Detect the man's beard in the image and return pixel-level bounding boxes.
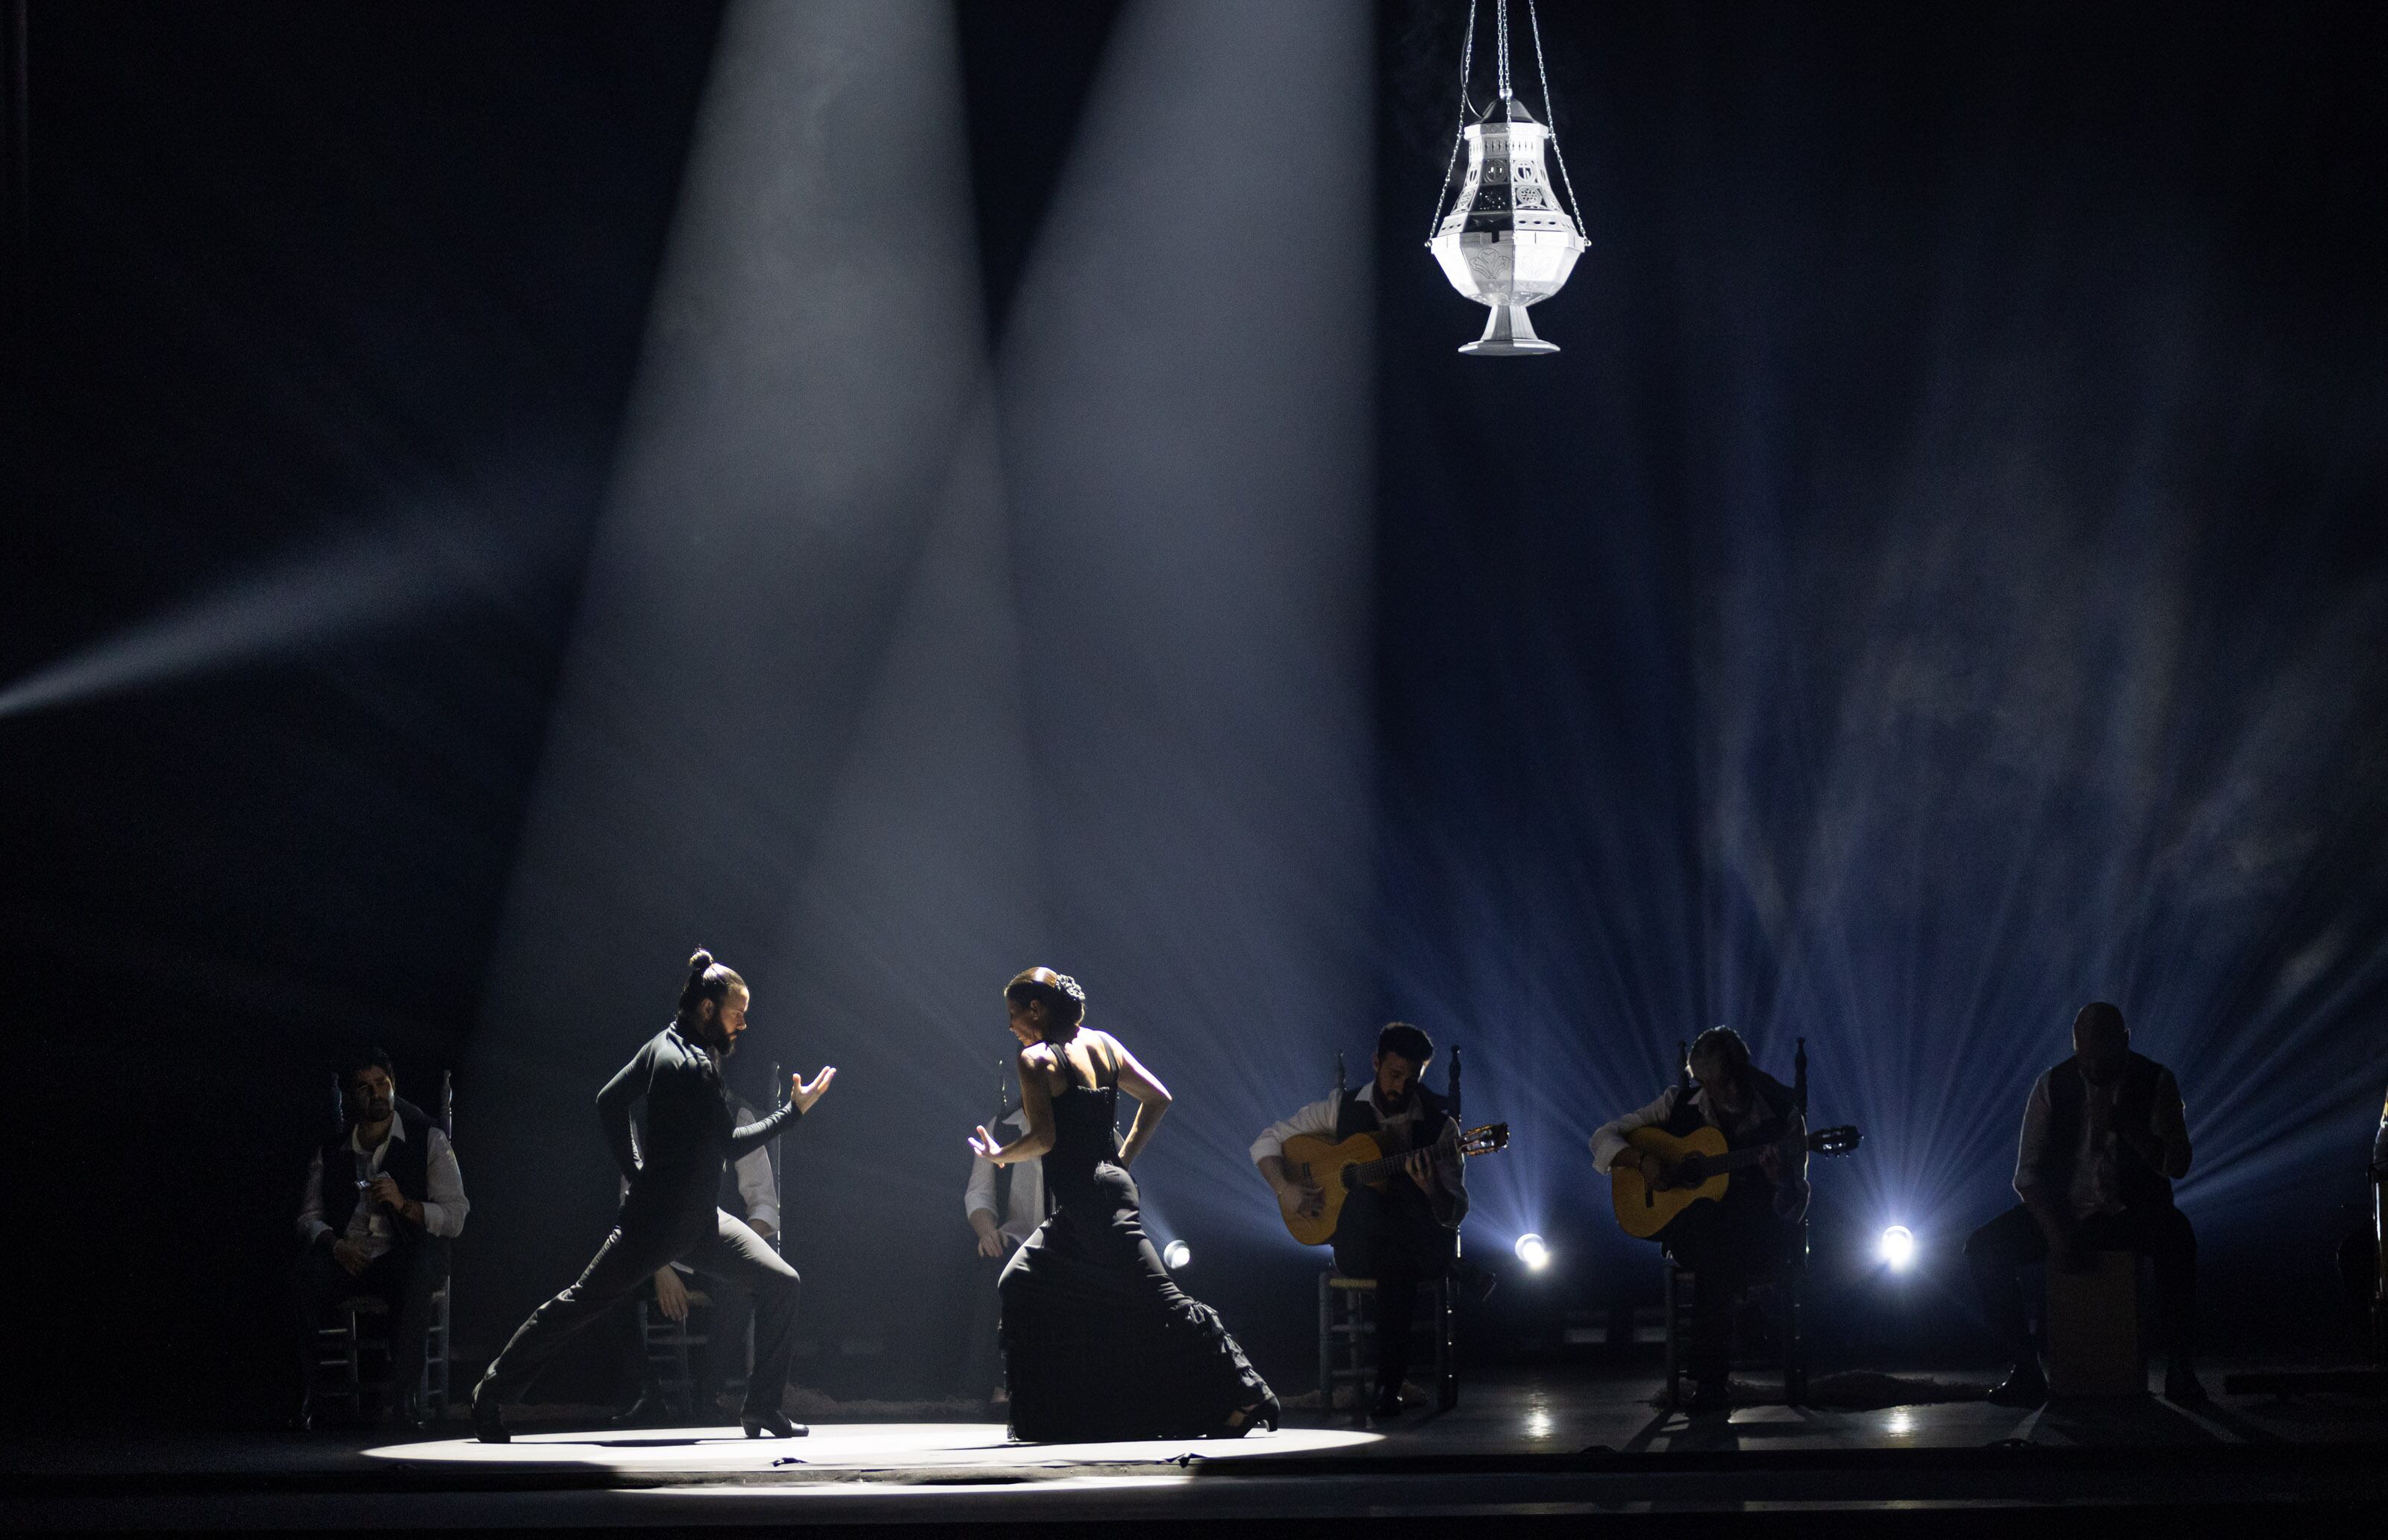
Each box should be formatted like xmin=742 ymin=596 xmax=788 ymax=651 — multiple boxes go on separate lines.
xmin=1379 ymin=1083 xmax=1412 ymax=1113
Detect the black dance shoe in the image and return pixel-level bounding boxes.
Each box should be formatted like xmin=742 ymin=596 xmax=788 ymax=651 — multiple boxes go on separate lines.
xmin=1369 ymin=1386 xmax=1408 ymax=1419
xmin=1985 ymin=1361 xmax=2048 ymax=1408
xmin=742 ymin=1409 xmax=808 ymax=1439
xmin=2163 ymin=1364 xmax=2210 ymax=1405
xmin=1683 ymin=1378 xmax=1730 ymax=1416
xmin=470 ymin=1381 xmax=510 ymax=1444
xmin=1216 ymin=1393 xmax=1282 ymax=1437
xmin=287 ymin=1394 xmax=318 ymax=1436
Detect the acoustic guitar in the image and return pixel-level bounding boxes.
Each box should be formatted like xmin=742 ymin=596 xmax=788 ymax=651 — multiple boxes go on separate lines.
xmin=1278 ymin=1122 xmax=1510 ymax=1246
xmin=1610 ymin=1123 xmax=1862 ymax=1240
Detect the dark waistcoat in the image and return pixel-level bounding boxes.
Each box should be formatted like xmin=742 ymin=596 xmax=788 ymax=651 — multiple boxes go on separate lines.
xmin=319 ymin=1107 xmax=445 ymax=1256
xmin=1334 ymin=1083 xmax=1452 ymax=1148
xmin=2042 ymin=1051 xmax=2175 ymax=1210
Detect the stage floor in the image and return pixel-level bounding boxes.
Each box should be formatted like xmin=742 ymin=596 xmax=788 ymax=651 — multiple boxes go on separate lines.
xmin=7 ymin=1363 xmax=2384 ymax=1533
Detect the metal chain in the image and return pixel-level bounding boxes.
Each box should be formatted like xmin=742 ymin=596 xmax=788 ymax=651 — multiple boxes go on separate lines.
xmin=1427 ymin=0 xmax=1479 ymax=240
xmin=1496 ymin=0 xmax=1512 ymax=100
xmin=1528 ymin=0 xmax=1584 ymax=233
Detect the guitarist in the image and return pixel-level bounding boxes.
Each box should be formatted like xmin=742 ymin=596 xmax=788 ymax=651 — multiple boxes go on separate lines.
xmin=1251 ymin=1023 xmax=1467 ymax=1417
xmin=1590 ymin=1027 xmax=1808 ymax=1413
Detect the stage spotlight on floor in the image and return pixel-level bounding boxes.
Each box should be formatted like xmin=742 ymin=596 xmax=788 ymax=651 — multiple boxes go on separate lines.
xmin=1878 ymin=1224 xmax=1916 ymax=1271
xmin=1162 ymin=1239 xmax=1192 ymax=1270
xmin=1513 ymin=1233 xmax=1551 ymax=1271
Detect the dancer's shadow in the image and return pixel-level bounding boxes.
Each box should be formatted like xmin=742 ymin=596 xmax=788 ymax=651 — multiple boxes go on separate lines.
xmin=1611 ymin=1405 xmax=1745 ymax=1455
xmin=2030 ymin=1395 xmax=2228 ymax=1446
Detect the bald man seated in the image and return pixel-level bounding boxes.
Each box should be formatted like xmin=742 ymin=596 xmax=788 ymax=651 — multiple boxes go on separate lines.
xmin=1965 ymin=1001 xmax=2203 ymax=1406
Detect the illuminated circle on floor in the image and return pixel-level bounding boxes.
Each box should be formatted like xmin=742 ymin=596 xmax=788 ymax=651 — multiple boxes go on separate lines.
xmin=364 ymin=1422 xmax=1381 ymax=1471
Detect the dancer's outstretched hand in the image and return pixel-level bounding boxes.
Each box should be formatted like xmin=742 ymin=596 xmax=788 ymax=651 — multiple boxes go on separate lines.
xmin=969 ymin=1124 xmax=1003 ymax=1162
xmin=791 ymin=1066 xmax=838 ymax=1114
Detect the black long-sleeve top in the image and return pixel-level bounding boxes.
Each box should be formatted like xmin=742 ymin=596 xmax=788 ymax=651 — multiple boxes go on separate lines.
xmin=598 ymin=1023 xmax=799 ymax=1229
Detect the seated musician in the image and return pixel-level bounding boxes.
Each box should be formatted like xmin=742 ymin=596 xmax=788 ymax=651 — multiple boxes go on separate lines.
xmin=1252 ymin=1023 xmax=1467 ymax=1418
xmin=1964 ymin=1002 xmax=2202 ymax=1406
xmin=293 ymin=1049 xmax=469 ymax=1432
xmin=1589 ymin=1027 xmax=1807 ymax=1414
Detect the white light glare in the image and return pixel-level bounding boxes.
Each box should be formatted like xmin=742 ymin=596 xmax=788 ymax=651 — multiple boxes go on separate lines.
xmin=1513 ymin=1233 xmax=1551 ymax=1271
xmin=1162 ymin=1239 xmax=1192 ymax=1270
xmin=1878 ymin=1224 xmax=1916 ymax=1271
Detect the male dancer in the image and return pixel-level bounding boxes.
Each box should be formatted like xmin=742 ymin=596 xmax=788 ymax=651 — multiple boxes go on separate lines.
xmin=471 ymin=948 xmax=835 ymax=1442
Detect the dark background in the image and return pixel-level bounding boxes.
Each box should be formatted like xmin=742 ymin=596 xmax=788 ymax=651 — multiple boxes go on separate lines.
xmin=4 ymin=0 xmax=2384 ymax=1429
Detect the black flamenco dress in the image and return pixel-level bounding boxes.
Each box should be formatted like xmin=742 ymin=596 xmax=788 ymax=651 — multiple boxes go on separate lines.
xmin=995 ymin=1055 xmax=1275 ymax=1441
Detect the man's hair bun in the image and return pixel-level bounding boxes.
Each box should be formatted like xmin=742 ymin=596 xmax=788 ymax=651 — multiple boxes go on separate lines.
xmin=677 ymin=947 xmax=744 ymax=1022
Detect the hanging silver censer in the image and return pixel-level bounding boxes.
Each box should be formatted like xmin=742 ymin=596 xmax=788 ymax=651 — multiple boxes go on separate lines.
xmin=1426 ymin=0 xmax=1587 ymax=356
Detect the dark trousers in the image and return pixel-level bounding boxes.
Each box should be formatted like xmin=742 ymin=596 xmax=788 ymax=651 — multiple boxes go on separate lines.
xmin=1331 ymin=1183 xmax=1454 ymax=1395
xmin=701 ymin=1280 xmax=754 ymax=1400
xmin=1965 ymin=1201 xmax=2198 ymax=1365
xmin=1660 ymin=1197 xmax=1799 ymax=1387
xmin=293 ymin=1239 xmax=446 ymax=1408
xmin=484 ymin=1207 xmax=799 ymax=1417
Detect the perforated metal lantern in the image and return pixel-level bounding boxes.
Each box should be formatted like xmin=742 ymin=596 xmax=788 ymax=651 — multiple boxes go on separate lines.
xmin=1427 ymin=96 xmax=1584 ymax=356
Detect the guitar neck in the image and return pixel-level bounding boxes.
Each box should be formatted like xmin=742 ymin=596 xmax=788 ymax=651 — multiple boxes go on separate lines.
xmin=1343 ymin=1143 xmax=1474 ymax=1186
xmin=1698 ymin=1135 xmax=1804 ymax=1174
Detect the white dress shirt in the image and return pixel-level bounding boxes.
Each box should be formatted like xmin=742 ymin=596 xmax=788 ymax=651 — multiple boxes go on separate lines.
xmin=964 ymin=1109 xmax=1045 ymax=1245
xmin=296 ymin=1118 xmax=469 ymax=1261
xmin=2012 ymin=1065 xmax=2189 ymax=1220
xmin=1250 ymin=1083 xmax=1466 ymax=1212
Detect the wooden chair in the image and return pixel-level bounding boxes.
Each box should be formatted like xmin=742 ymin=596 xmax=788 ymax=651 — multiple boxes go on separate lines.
xmin=311 ymin=1286 xmax=451 ymax=1419
xmin=635 ymin=1283 xmax=716 ymax=1416
xmin=1318 ymin=1272 xmax=1457 ymax=1416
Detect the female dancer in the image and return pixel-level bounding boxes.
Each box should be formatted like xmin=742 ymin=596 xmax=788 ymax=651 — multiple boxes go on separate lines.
xmin=969 ymin=967 xmax=1278 ymax=1440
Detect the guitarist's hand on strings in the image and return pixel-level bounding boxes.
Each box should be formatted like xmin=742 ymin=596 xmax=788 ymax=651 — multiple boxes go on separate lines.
xmin=1276 ymin=1180 xmax=1325 ymax=1221
xmin=1403 ymin=1148 xmax=1437 ymax=1193
xmin=1634 ymin=1150 xmax=1669 ymax=1191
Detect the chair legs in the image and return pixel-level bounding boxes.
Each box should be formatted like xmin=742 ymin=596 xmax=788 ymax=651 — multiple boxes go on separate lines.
xmin=1664 ymin=1265 xmax=1801 ymax=1409
xmin=1318 ymin=1273 xmax=1457 ymax=1419
xmin=636 ymin=1296 xmax=711 ymax=1418
xmin=308 ymin=1287 xmax=451 ymax=1422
